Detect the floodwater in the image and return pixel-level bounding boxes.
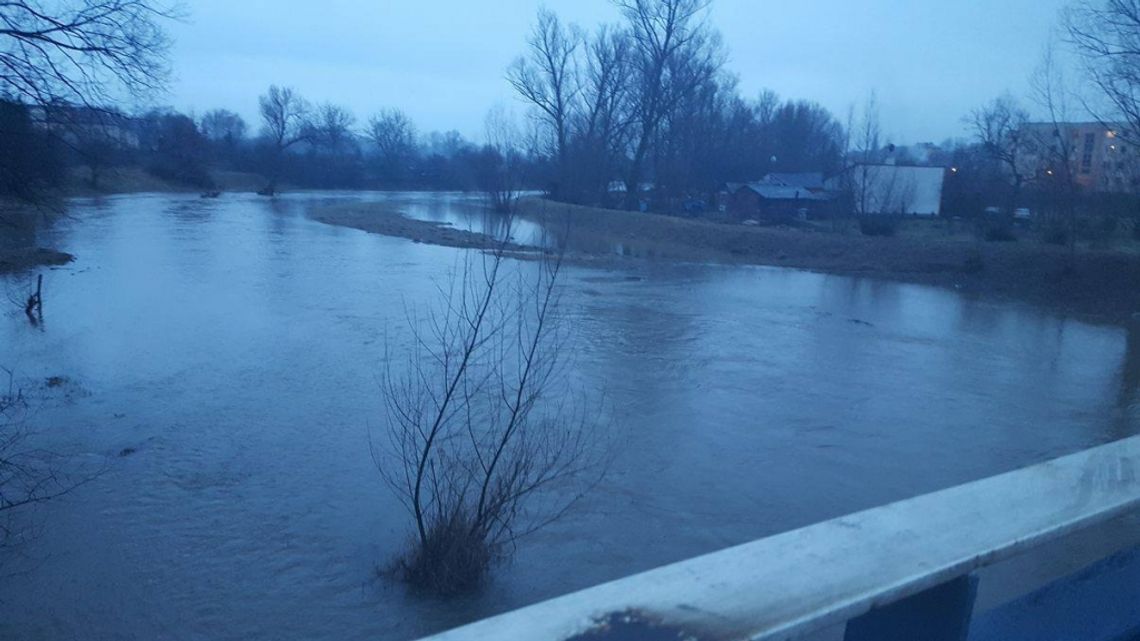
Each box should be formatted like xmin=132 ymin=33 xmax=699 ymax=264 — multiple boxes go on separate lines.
xmin=0 ymin=192 xmax=1136 ymax=641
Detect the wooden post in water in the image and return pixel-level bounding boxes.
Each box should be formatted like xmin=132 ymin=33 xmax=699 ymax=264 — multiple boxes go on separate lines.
xmin=25 ymin=274 xmax=42 ymax=323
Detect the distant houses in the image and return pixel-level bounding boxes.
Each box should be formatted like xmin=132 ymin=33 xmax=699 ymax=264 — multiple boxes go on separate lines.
xmin=726 ymin=176 xmax=831 ymax=220
xmin=726 ymin=165 xmax=948 ymax=220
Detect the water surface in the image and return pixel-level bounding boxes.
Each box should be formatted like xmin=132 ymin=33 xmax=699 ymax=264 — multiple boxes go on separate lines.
xmin=0 ymin=192 xmax=1136 ymax=641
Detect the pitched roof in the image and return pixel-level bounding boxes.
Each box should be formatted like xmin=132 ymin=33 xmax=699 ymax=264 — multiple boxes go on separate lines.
xmin=763 ymin=172 xmax=826 ymax=190
xmin=728 ymin=182 xmax=830 ymax=201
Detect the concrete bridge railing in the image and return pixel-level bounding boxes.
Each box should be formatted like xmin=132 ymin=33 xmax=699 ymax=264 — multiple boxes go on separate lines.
xmin=413 ymin=435 xmax=1140 ymax=641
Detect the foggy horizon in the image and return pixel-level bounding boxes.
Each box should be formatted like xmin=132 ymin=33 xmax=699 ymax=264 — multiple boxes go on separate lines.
xmin=166 ymin=0 xmax=1071 ymax=145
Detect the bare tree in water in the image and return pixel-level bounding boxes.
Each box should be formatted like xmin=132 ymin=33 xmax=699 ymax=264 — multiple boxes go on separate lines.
xmin=479 ymin=106 xmax=526 ymax=213
xmin=374 ymin=225 xmax=602 ymax=596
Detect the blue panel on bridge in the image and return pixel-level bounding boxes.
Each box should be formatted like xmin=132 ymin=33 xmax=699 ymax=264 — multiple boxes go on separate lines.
xmin=970 ymin=545 xmax=1140 ymax=641
xmin=845 ymin=575 xmax=978 ymax=641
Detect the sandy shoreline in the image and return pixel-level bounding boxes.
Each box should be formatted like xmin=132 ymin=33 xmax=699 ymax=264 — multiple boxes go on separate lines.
xmin=309 ymin=200 xmax=530 ymax=252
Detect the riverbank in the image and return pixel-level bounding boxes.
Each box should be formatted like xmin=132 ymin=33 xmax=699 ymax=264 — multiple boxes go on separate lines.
xmin=62 ymin=167 xmax=268 ymax=197
xmin=0 ymin=203 xmax=73 ymax=274
xmin=0 ymin=246 xmax=73 ymax=274
xmin=1 ymin=170 xmax=270 ymax=274
xmin=306 ymin=195 xmax=1140 ymax=325
xmin=516 ymin=199 xmax=1140 ymax=325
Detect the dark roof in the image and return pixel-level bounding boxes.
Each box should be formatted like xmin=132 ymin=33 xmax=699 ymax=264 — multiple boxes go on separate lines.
xmin=727 ymin=182 xmax=830 ymax=201
xmin=763 ymin=172 xmax=826 ymax=190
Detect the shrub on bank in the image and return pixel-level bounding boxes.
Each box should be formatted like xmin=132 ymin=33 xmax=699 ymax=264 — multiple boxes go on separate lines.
xmin=859 ymin=216 xmax=899 ymax=237
xmin=982 ymin=220 xmax=1017 ymax=242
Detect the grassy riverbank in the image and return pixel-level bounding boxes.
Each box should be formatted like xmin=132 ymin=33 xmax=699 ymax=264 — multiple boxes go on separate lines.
xmin=310 ymin=196 xmax=1140 ymax=324
xmin=0 ymin=204 xmax=73 ymax=275
xmin=62 ymin=167 xmax=268 ymax=196
xmin=518 ymin=199 xmax=1140 ymax=324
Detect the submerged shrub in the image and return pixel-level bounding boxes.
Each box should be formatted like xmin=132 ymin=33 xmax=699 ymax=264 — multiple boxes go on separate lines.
xmin=376 ymin=239 xmax=603 ymax=597
xmin=398 ymin=510 xmax=494 ymax=596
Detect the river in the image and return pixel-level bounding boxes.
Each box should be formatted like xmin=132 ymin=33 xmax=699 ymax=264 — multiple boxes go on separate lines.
xmin=0 ymin=192 xmax=1136 ymax=641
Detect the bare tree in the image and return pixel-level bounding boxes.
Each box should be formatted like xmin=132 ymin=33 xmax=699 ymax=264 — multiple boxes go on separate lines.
xmin=614 ymin=0 xmax=724 ymax=209
xmin=0 ymin=1 xmax=177 ymax=208
xmin=652 ymin=69 xmax=730 ymax=203
xmin=1031 ymin=43 xmax=1082 ymax=265
xmin=375 ymin=227 xmax=601 ymax=595
xmin=761 ymin=98 xmax=845 ymax=174
xmin=366 ymin=108 xmax=417 ymax=184
xmin=0 ymin=0 xmax=178 ymax=109
xmin=849 ymin=92 xmax=883 ymax=217
xmin=1066 ymin=1 xmax=1140 ymax=137
xmin=508 ymin=8 xmax=581 ymax=193
xmin=199 ymin=109 xmax=247 ymax=145
xmin=310 ymin=102 xmax=356 ymax=154
xmin=480 ymin=105 xmax=526 ymax=213
xmin=257 ymin=84 xmax=311 ymax=194
xmin=568 ymin=25 xmax=633 ymax=202
xmin=969 ymin=94 xmax=1030 ymax=215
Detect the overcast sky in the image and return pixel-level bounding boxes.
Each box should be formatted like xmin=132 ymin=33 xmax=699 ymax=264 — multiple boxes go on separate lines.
xmin=166 ymin=0 xmax=1072 ymax=145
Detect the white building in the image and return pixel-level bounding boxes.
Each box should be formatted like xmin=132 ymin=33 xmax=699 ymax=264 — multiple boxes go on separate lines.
xmin=828 ymin=164 xmax=947 ymax=216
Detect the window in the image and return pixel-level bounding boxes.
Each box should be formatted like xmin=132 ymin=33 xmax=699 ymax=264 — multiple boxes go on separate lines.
xmin=1081 ymin=133 xmax=1096 ymax=174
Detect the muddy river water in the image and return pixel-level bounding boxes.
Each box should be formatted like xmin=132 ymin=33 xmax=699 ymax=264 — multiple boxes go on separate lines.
xmin=0 ymin=192 xmax=1136 ymax=640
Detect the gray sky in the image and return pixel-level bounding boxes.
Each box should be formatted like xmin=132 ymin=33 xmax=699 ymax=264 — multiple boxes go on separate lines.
xmin=167 ymin=0 xmax=1071 ymax=145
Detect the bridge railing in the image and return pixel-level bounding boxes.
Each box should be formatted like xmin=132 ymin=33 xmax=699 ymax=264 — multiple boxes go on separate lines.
xmin=413 ymin=435 xmax=1140 ymax=641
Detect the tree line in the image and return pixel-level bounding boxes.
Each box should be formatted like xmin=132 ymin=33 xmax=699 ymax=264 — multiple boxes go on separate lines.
xmin=508 ymin=0 xmax=848 ymax=210
xmin=0 ymin=89 xmax=553 ymax=199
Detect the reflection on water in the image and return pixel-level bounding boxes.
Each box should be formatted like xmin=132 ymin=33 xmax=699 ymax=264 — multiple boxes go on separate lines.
xmin=0 ymin=192 xmax=1135 ymax=641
